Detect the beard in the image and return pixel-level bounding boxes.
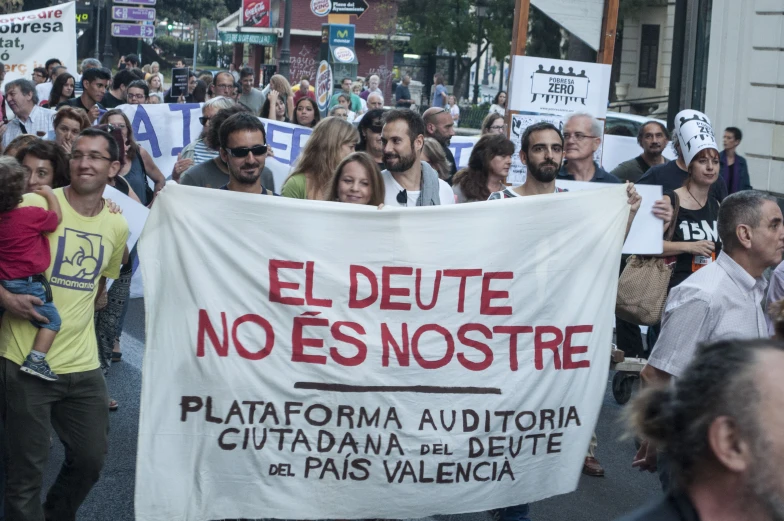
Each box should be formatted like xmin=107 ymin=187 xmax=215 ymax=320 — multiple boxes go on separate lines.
xmin=229 ymin=164 xmax=261 ymax=185
xmin=384 ymin=149 xmax=417 ymax=173
xmin=432 ymin=130 xmax=451 ymax=147
xmin=746 ymin=435 xmax=784 ymax=521
xmin=527 ymin=160 xmax=560 ymax=183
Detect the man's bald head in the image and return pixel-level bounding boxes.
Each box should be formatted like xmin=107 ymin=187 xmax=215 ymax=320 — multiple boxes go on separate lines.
xmin=423 ymin=107 xmax=455 ymax=146
xmin=367 ymin=92 xmax=384 ymax=110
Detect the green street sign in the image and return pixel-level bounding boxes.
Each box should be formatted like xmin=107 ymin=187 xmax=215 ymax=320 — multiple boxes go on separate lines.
xmin=219 ymin=32 xmax=277 ymax=46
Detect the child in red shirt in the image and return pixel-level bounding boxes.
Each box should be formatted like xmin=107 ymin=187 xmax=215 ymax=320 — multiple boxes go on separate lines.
xmin=0 ymin=156 xmax=62 ymax=381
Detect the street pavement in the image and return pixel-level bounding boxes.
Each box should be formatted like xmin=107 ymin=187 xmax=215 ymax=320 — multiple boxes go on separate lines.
xmin=43 ymin=298 xmax=662 ymax=521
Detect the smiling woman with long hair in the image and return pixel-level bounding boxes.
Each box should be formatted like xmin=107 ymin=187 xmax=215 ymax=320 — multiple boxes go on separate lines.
xmin=326 ymin=152 xmax=385 ymax=206
xmin=282 ymin=117 xmax=359 ymax=200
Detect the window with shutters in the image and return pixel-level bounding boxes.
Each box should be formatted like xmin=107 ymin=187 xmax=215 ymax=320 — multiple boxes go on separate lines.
xmin=638 ymin=25 xmax=660 ymax=89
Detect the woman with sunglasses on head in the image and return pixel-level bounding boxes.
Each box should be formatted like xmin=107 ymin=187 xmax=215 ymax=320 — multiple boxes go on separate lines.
xmin=481 ymin=112 xmax=506 ymax=135
xmin=326 ymin=152 xmax=385 ymax=206
xmin=356 ymin=108 xmax=386 ymax=169
xmin=293 ymin=97 xmax=320 ymax=128
xmin=99 ymin=109 xmax=166 ymax=206
xmin=282 ymin=117 xmax=359 ymax=200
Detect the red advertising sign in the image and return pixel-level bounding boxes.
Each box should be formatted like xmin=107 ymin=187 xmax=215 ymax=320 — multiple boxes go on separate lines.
xmin=243 ymin=0 xmax=270 ymax=27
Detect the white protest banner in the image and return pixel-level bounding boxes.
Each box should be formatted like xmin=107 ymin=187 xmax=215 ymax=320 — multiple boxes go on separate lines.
xmin=0 ymin=2 xmax=76 ymax=85
xmin=136 ymin=183 xmax=629 ymax=520
xmin=508 ymin=56 xmax=611 ymax=118
xmin=556 ymin=180 xmax=664 ymax=254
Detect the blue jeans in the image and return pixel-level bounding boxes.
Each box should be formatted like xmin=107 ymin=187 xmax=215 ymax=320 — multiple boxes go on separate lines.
xmin=495 ymin=503 xmax=531 ymax=521
xmin=0 ymin=278 xmax=61 ymax=331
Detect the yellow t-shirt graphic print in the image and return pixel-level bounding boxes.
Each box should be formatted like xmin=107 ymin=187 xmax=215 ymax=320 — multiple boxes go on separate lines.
xmin=0 ymin=189 xmax=129 ymax=374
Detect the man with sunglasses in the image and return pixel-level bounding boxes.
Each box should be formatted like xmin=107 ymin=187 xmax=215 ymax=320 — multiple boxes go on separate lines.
xmin=218 ymin=112 xmax=277 ymax=195
xmin=423 ymin=106 xmax=457 ymax=182
xmin=0 ymin=127 xmax=128 ymax=520
xmin=180 ymin=105 xmax=274 ymax=192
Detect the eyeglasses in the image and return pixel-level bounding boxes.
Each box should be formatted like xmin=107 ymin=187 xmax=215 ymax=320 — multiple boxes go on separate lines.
xmin=127 ymin=93 xmax=146 ymax=100
xmin=70 ymin=152 xmax=112 ymax=163
xmin=224 ymin=145 xmax=268 ymax=158
xmin=199 ymin=116 xmax=211 ymax=126
xmin=109 ymin=122 xmax=127 ymax=130
xmin=488 ymin=124 xmax=507 ymax=132
xmin=396 ymin=189 xmax=408 ymax=206
xmin=369 ymin=124 xmax=384 ymax=133
xmin=563 ymin=132 xmax=597 ymax=142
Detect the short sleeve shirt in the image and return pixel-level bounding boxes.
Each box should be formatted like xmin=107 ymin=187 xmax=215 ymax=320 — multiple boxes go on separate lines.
xmin=0 ymin=204 xmax=59 ymax=279
xmin=0 ymin=189 xmax=129 ymax=374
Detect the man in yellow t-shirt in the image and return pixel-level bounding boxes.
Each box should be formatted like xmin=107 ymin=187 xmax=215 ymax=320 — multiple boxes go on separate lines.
xmin=0 ymin=128 xmax=128 ymax=521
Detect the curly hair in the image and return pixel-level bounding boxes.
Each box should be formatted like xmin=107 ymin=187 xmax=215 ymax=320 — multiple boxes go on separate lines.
xmin=0 ymin=156 xmax=27 ymax=213
xmin=452 ymin=134 xmax=514 ymax=202
xmin=15 ymin=140 xmax=70 ymax=189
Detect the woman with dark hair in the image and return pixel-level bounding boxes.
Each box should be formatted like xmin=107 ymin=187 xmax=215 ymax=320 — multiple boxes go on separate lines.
xmin=326 ymin=152 xmax=385 ymax=206
xmin=15 ymin=139 xmax=70 ymax=193
xmin=44 ymin=72 xmax=75 ymax=108
xmin=192 ymin=79 xmax=208 ymax=103
xmin=4 ymin=134 xmax=38 ymax=159
xmin=293 ymin=96 xmax=320 ymax=128
xmin=356 ymin=108 xmax=386 ymax=168
xmin=489 ymin=90 xmax=507 ymax=116
xmin=481 ymin=112 xmax=506 ymax=135
xmin=99 ymin=109 xmax=166 ymax=206
xmin=260 ymin=90 xmax=289 ymax=122
xmin=452 ymin=134 xmax=514 ymax=203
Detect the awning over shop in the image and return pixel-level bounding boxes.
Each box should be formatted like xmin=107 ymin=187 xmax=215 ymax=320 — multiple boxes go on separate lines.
xmin=219 ymin=32 xmax=277 ymax=46
xmin=329 ymin=45 xmax=358 ymax=65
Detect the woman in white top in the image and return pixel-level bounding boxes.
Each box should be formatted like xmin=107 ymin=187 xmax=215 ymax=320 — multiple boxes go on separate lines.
xmin=489 ymin=90 xmax=507 ymax=117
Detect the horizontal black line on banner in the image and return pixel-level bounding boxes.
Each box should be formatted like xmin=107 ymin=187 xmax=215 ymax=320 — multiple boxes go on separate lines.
xmin=294 ymin=382 xmax=503 ymax=395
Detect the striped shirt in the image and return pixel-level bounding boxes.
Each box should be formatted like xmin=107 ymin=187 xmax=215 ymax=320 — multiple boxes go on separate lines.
xmin=192 ymin=139 xmax=219 ymax=165
xmin=3 ymin=105 xmax=55 ymax=148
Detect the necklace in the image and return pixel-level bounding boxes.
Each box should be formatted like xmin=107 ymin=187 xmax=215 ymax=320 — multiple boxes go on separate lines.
xmin=685 ymin=184 xmax=707 ymax=208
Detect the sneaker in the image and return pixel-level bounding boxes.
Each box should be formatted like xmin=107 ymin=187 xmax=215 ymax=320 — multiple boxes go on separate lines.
xmin=20 ymin=353 xmax=59 ymax=381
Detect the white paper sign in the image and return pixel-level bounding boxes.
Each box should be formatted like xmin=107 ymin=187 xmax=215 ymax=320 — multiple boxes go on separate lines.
xmin=135 ymin=184 xmax=629 ymax=520
xmin=508 ymin=56 xmax=612 ymax=118
xmin=0 ymin=3 xmax=77 ymax=86
xmin=103 ymin=185 xmax=149 ymax=252
xmin=556 ymin=180 xmax=664 ymax=255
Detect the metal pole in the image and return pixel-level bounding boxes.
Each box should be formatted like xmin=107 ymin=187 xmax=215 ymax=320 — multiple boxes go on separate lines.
xmin=193 ymin=21 xmax=199 ymax=69
xmin=472 ymin=16 xmax=482 ymax=104
xmin=498 ymin=56 xmax=504 ymax=92
xmin=102 ymin=1 xmax=113 ymax=68
xmin=279 ymin=0 xmax=292 ymax=79
xmin=94 ymin=0 xmax=102 ymax=59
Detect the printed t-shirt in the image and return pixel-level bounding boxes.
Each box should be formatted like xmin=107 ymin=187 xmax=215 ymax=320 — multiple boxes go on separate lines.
xmin=0 ymin=205 xmax=59 ymax=279
xmin=0 ymin=189 xmax=129 ymax=374
xmin=667 ymin=191 xmax=721 ymax=290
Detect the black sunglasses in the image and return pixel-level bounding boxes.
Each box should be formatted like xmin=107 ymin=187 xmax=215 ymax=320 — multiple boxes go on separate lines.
xmin=224 ymin=145 xmax=268 ymax=158
xmin=396 ymin=189 xmax=407 ymax=206
xmin=199 ymin=116 xmax=211 ymax=126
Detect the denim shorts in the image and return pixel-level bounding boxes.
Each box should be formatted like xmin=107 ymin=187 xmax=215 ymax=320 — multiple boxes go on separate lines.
xmin=0 ymin=277 xmax=61 ymax=332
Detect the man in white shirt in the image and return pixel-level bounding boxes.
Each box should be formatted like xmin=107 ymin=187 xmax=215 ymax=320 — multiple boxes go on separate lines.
xmin=380 ymin=109 xmax=454 ymax=207
xmin=635 ymin=191 xmax=784 ymax=480
xmin=2 ymin=79 xmax=55 ymax=148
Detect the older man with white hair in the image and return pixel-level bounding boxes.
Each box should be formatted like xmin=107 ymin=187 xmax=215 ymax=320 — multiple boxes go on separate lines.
xmin=557 ymin=112 xmax=621 ymax=183
xmin=171 ymin=96 xmax=236 ymax=180
xmin=360 ymin=74 xmax=384 ymax=103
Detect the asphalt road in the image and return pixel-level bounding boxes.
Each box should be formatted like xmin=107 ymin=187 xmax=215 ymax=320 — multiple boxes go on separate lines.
xmin=42 ymin=298 xmax=662 ymax=521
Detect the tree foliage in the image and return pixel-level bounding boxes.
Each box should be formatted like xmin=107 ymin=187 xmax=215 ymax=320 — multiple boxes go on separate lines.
xmin=156 ymin=0 xmax=233 ymax=24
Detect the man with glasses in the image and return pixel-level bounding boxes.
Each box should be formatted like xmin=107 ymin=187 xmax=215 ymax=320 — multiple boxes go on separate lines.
xmin=0 ymin=127 xmax=128 ymax=521
xmin=557 ymin=112 xmax=621 ymax=184
xmin=180 ymin=105 xmax=275 ymax=192
xmin=211 ymin=71 xmax=236 ymax=100
xmin=423 ymin=106 xmax=457 ymax=182
xmin=126 ymin=80 xmax=149 ymax=105
xmin=59 ymin=67 xmax=110 ymax=123
xmin=31 ymin=67 xmax=48 ymax=85
xmin=218 ymin=112 xmax=277 ymax=195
